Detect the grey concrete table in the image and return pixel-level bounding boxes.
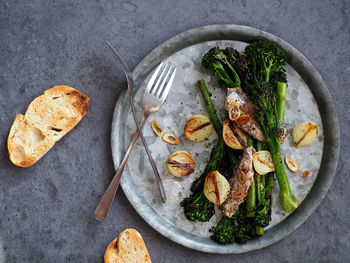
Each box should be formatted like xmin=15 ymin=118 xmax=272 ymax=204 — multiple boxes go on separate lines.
xmin=0 ymin=0 xmax=349 ymax=262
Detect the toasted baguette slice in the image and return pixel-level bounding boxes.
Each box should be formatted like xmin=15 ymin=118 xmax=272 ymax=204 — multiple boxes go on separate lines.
xmin=8 ymin=85 xmax=90 ymax=167
xmin=104 ymin=229 xmax=152 ymax=263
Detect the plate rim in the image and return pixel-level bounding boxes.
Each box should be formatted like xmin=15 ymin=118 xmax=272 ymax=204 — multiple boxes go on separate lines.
xmin=110 ymin=24 xmax=339 ymax=253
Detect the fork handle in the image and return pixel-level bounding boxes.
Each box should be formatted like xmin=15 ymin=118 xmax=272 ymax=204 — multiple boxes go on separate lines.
xmin=94 ymin=115 xmax=148 ymax=221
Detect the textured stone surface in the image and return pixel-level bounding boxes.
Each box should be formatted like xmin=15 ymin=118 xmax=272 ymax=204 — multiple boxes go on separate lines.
xmin=0 ymin=0 xmax=349 ymax=262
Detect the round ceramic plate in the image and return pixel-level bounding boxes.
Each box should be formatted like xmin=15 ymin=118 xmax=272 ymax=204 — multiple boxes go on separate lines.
xmin=111 ymin=25 xmax=339 ymax=253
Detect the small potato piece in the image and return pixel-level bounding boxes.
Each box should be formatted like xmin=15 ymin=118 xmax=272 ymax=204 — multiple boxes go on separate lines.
xmin=162 ymin=132 xmax=180 ymax=145
xmin=166 ymin=151 xmax=195 ymax=177
xmin=184 ymin=115 xmax=213 ymax=142
xmin=223 ymin=119 xmax=247 ymax=149
xmin=285 ymin=157 xmax=300 ymax=172
xmin=253 ymin=150 xmax=275 ymax=175
xmin=292 ymin=122 xmax=318 ymax=148
xmin=151 ymin=120 xmax=162 ymax=136
xmin=203 ymin=170 xmax=230 ymax=206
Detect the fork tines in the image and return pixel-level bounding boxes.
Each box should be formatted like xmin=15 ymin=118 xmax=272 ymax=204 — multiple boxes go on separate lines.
xmin=147 ymin=62 xmax=176 ymax=100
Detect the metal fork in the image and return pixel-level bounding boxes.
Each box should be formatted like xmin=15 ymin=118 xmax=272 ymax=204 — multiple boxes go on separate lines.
xmin=94 ymin=50 xmax=176 ymax=221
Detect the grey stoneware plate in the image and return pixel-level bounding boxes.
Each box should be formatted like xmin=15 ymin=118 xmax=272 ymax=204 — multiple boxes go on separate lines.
xmin=111 ymin=25 xmax=339 ymax=253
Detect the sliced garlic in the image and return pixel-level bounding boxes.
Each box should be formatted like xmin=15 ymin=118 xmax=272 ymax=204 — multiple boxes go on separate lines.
xmin=223 ymin=119 xmax=247 ymax=149
xmin=151 ymin=120 xmax=162 ymax=136
xmin=203 ymin=170 xmax=230 ymax=206
xmin=285 ymin=157 xmax=299 ymax=172
xmin=253 ymin=150 xmax=275 ymax=175
xmin=302 ymin=170 xmax=310 ymax=178
xmin=184 ymin=115 xmax=213 ymax=142
xmin=292 ymin=122 xmax=318 ymax=148
xmin=236 ymin=115 xmax=250 ymax=125
xmin=162 ymin=132 xmax=180 ymax=145
xmin=233 ymin=189 xmax=248 ymax=200
xmin=228 ymin=102 xmax=241 ymax=121
xmin=166 ymin=151 xmax=195 ymax=177
xmin=238 ymin=170 xmax=247 ymax=184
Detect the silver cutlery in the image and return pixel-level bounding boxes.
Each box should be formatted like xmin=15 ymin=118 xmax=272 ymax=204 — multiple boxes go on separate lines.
xmin=94 ymin=41 xmax=176 ymax=221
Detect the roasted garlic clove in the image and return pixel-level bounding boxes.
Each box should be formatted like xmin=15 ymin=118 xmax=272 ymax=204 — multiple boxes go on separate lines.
xmin=253 ymin=150 xmax=275 ymax=175
xmin=166 ymin=151 xmax=195 ymax=177
xmin=162 ymin=132 xmax=180 ymax=145
xmin=285 ymin=157 xmax=300 ymax=172
xmin=184 ymin=115 xmax=213 ymax=142
xmin=151 ymin=120 xmax=162 ymax=136
xmin=292 ymin=122 xmax=318 ymax=148
xmin=203 ymin=170 xmax=230 ymax=206
xmin=223 ymin=119 xmax=247 ymax=149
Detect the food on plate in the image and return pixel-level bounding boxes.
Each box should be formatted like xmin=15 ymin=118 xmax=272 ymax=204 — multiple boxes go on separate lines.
xmin=166 ymin=151 xmax=195 ymax=177
xmin=181 ymin=40 xmax=307 ymax=245
xmin=180 ymin=81 xmax=223 ymax=222
xmin=225 ymin=87 xmax=265 ymax=142
xmin=184 ymin=114 xmax=213 ymax=142
xmin=104 ymin=228 xmax=151 ymax=263
xmin=222 ymin=119 xmax=247 ymax=149
xmin=253 ymin=151 xmax=275 ymax=175
xmin=302 ymin=170 xmax=310 ymax=178
xmin=222 ymin=147 xmax=255 ymax=218
xmin=292 ymin=122 xmax=318 ymax=148
xmin=285 ymin=157 xmax=300 ymax=172
xmin=203 ymin=170 xmax=230 ymax=206
xmin=7 ymin=85 xmax=90 ymax=167
xmin=273 ymin=71 xmax=288 ymax=122
xmin=150 ymin=120 xmax=162 ymax=136
xmin=162 ymin=132 xmax=180 ymax=145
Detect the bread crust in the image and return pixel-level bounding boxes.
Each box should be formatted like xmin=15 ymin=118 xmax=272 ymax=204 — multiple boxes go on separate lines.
xmin=7 ymin=85 xmax=90 ymax=167
xmin=104 ymin=229 xmax=151 ymax=263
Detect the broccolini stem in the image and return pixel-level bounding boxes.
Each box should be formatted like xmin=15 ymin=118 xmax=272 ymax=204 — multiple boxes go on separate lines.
xmin=246 ymin=181 xmax=256 ymax=217
xmin=276 ymin=82 xmax=287 ymax=123
xmin=257 ymin=114 xmax=299 ymax=212
xmin=256 ymin=174 xmax=263 ymax=203
xmin=256 ymin=226 xmax=264 ymax=235
xmin=198 ymin=80 xmax=222 ymax=137
xmin=268 ymin=142 xmax=300 ymax=211
xmin=255 ymin=174 xmax=265 ymax=235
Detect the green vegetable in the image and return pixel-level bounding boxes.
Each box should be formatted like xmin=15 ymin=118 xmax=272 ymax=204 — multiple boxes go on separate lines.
xmin=211 ymin=204 xmax=256 ymax=244
xmin=210 ymin=216 xmax=236 ymax=244
xmin=198 ymin=80 xmax=223 ymax=136
xmin=181 ymin=80 xmax=226 ymax=222
xmin=181 ymin=191 xmax=215 ymax=222
xmin=272 ymin=71 xmax=288 ymax=123
xmin=245 ymin=81 xmax=299 ymax=211
xmin=242 ymin=41 xmax=299 ymax=212
xmin=202 ymin=48 xmax=241 ymax=88
xmin=245 ymin=41 xmax=287 ymax=83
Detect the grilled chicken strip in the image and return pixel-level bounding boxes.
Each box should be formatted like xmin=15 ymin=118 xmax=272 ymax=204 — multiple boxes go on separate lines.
xmin=225 ymin=87 xmax=265 ymax=142
xmin=221 ymin=147 xmax=256 ymax=218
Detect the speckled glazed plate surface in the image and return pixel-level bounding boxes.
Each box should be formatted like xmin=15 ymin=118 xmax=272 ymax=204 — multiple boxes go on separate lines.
xmin=111 ymin=25 xmax=339 ymax=253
